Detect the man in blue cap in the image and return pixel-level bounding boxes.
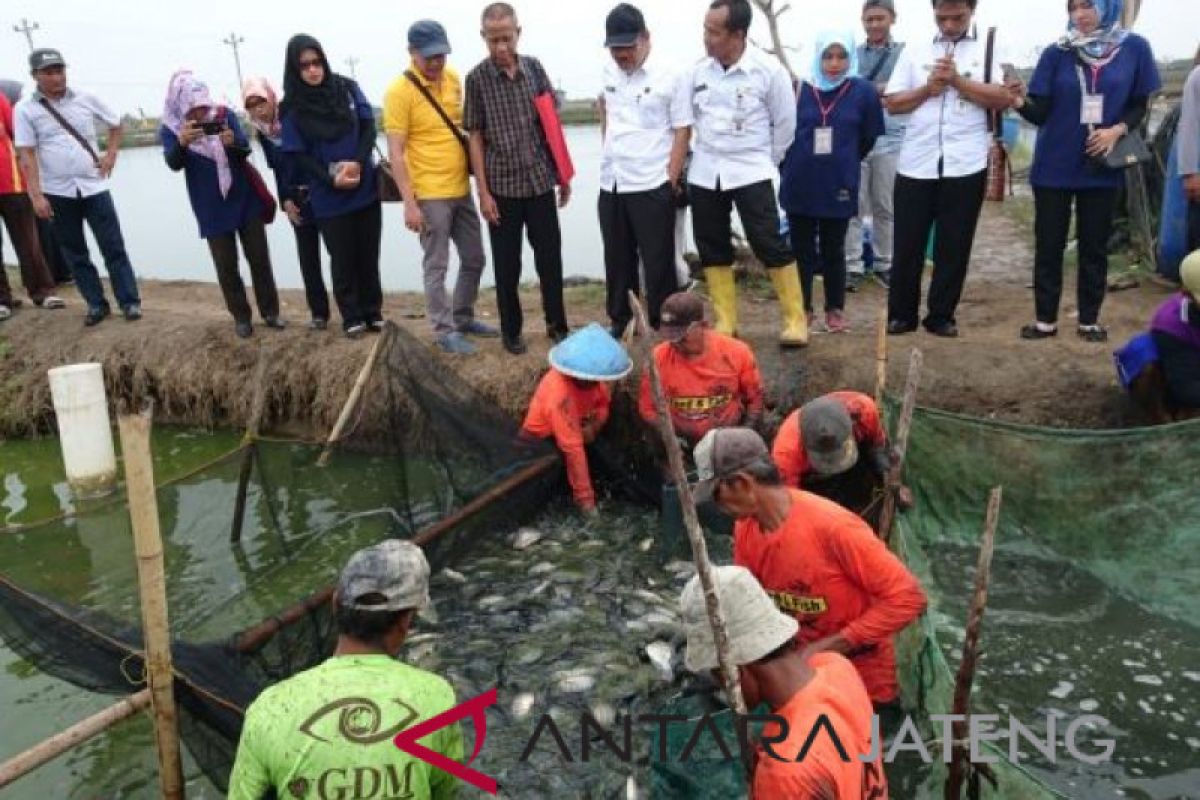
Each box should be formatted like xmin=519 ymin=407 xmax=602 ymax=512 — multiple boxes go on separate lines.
xmin=520 ymin=323 xmax=632 ymax=516
xmin=384 ymin=21 xmax=498 ymax=354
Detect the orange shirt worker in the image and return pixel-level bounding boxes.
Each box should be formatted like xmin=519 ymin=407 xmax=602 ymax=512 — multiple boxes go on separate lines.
xmin=638 ymin=291 xmax=764 ymax=447
xmin=521 ymin=322 xmax=631 ymax=515
xmin=693 ymin=426 xmax=927 ymax=706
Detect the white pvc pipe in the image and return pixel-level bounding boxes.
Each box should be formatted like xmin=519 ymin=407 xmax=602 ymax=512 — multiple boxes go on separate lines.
xmin=47 ymin=364 xmax=117 ymax=497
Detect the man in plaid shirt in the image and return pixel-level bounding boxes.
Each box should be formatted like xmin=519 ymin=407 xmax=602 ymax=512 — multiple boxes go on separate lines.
xmin=465 ymin=1 xmax=571 ymax=356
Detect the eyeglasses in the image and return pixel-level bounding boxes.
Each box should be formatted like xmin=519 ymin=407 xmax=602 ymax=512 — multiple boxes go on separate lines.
xmin=298 ymin=58 xmax=323 ymax=71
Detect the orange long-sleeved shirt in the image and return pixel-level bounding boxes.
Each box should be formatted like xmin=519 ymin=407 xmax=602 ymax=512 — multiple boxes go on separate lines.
xmin=734 ymin=490 xmax=927 ymax=704
xmin=0 ymin=94 xmax=25 ymax=195
xmin=520 ymin=369 xmax=611 ymax=509
xmin=772 ymin=391 xmax=888 ymax=489
xmin=753 ymin=652 xmax=889 ymax=799
xmin=638 ymin=331 xmax=764 ymax=445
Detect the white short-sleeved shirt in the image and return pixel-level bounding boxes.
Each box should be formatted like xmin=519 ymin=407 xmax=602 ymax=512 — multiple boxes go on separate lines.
xmin=13 ymin=87 xmax=119 ymax=198
xmin=600 ymin=56 xmax=693 ymax=193
xmin=886 ymin=30 xmax=1003 ymax=180
xmin=689 ymin=47 xmax=797 ymax=192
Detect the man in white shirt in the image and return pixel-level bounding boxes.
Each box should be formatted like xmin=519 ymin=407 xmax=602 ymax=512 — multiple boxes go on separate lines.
xmin=599 ymin=3 xmax=691 ymax=338
xmin=883 ymin=0 xmax=1009 ymax=338
xmin=15 ymin=48 xmax=141 ymax=327
xmin=689 ymin=0 xmax=807 ymax=348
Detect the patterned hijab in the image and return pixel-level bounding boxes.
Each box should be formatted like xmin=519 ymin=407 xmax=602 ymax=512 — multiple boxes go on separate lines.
xmin=811 ymin=30 xmax=859 ymax=92
xmin=1060 ymin=0 xmax=1129 ymax=66
xmin=162 ymin=69 xmax=232 ymax=197
xmin=241 ymin=77 xmax=281 ymax=142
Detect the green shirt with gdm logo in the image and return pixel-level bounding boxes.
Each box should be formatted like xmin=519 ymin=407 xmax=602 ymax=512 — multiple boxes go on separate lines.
xmin=228 ymin=655 xmax=464 ymax=800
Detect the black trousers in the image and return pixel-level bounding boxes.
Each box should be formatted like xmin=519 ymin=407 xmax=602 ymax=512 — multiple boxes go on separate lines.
xmin=599 ymin=183 xmax=678 ymax=330
xmin=690 ymin=179 xmax=793 ymax=269
xmin=889 ymin=170 xmax=987 ymax=328
xmin=317 ymin=200 xmax=383 ymax=330
xmin=788 ymin=215 xmax=851 ymax=313
xmin=488 ymin=191 xmax=567 ymax=339
xmin=1188 ymin=200 xmax=1200 ymax=254
xmin=206 ymin=218 xmax=280 ymax=324
xmin=293 ymin=222 xmax=330 ymax=322
xmin=1033 ymin=186 xmax=1118 ymax=327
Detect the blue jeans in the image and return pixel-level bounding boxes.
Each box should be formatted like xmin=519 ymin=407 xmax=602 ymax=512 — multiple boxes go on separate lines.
xmin=47 ymin=190 xmax=140 ymax=311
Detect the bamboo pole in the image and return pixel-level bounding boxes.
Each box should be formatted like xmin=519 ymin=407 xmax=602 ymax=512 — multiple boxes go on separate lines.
xmin=628 ymin=291 xmax=748 ymax=723
xmin=945 ymin=487 xmax=1003 ymax=800
xmin=233 ymin=453 xmax=559 ymax=653
xmin=117 ymin=407 xmax=185 ymax=800
xmin=874 ymin=306 xmax=889 ymax=405
xmin=878 ymin=349 xmax=923 ymax=542
xmin=232 ymin=346 xmax=270 ymax=543
xmin=0 ymin=690 xmax=152 ymax=789
xmin=317 ymin=325 xmax=393 ymax=467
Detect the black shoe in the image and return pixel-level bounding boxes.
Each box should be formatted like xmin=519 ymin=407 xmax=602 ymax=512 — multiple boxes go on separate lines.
xmin=1077 ymin=325 xmax=1108 ymax=343
xmin=503 ymin=335 xmax=528 ymax=355
xmin=887 ymin=320 xmax=917 ymax=336
xmin=345 ymin=322 xmax=367 ymax=339
xmin=1020 ymin=323 xmax=1057 ymax=340
xmin=547 ymin=325 xmax=569 ymax=344
xmin=84 ymin=306 xmax=111 ymax=327
xmin=309 ymin=318 xmax=329 ymax=331
xmin=366 ymin=318 xmax=385 ymax=332
xmin=235 ymin=321 xmax=253 ymax=338
xmin=263 ymin=316 xmax=287 ymax=330
xmin=925 ymin=321 xmax=959 ymax=338
xmin=122 ymin=303 xmax=142 ymax=321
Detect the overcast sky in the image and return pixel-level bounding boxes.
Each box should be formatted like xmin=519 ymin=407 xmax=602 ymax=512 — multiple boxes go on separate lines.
xmin=3 ymin=0 xmax=1196 ymax=117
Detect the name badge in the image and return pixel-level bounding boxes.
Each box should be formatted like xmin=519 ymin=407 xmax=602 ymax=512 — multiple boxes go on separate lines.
xmin=1082 ymin=94 xmax=1104 ymax=125
xmin=814 ymin=127 xmax=833 ymax=155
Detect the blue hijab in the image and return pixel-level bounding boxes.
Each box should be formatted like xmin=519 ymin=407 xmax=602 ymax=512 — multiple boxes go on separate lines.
xmin=810 ymin=30 xmax=859 ymax=92
xmin=1061 ymin=0 xmax=1129 ymax=65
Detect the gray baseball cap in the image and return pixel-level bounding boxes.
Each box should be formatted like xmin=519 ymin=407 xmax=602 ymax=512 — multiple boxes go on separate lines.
xmin=862 ymin=0 xmax=897 ymax=15
xmin=337 ymin=540 xmax=431 ymax=611
xmin=408 ymin=20 xmax=452 ymax=59
xmin=29 ymin=48 xmax=66 ymax=71
xmin=680 ymin=565 xmax=799 ymax=671
xmin=691 ymin=427 xmax=772 ymax=505
xmin=801 ymin=397 xmax=859 ymax=476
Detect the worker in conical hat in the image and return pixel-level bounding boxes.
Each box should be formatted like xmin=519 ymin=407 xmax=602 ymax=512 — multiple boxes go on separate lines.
xmin=520 ymin=323 xmax=632 ymax=515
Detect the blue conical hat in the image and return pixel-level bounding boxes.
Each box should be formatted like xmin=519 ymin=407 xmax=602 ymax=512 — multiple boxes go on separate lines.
xmin=548 ymin=323 xmax=632 ymax=381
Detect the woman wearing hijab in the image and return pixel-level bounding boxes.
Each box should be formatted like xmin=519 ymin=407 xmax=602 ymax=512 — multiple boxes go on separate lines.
xmin=1008 ymin=0 xmax=1160 ymax=343
xmin=779 ymin=31 xmax=883 ymax=334
xmin=279 ymin=34 xmax=382 ymax=339
xmin=161 ymin=69 xmax=282 ymax=338
xmin=243 ymin=77 xmax=330 ymax=330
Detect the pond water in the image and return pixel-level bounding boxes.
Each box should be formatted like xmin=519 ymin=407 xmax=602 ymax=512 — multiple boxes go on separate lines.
xmin=1 ymin=431 xmax=1197 ymax=798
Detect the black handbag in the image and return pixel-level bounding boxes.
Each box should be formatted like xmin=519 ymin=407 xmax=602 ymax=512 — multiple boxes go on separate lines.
xmin=1097 ymin=131 xmax=1152 ymax=170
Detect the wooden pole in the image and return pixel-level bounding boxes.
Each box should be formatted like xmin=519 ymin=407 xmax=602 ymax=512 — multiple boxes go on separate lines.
xmin=628 ymin=291 xmax=748 ymax=722
xmin=232 ymin=453 xmax=560 ymax=653
xmin=318 ymin=325 xmax=393 ymax=467
xmin=945 ymin=487 xmax=1003 ymax=800
xmin=0 ymin=690 xmax=152 ymax=789
xmin=232 ymin=346 xmax=270 ymax=543
xmin=874 ymin=306 xmax=889 ymax=405
xmin=117 ymin=407 xmax=185 ymax=800
xmin=878 ymin=349 xmax=923 ymax=542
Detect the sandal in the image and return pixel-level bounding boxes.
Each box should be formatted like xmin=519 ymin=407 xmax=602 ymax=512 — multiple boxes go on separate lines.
xmin=1020 ymin=323 xmax=1057 ymax=340
xmin=1077 ymin=325 xmax=1108 ymax=343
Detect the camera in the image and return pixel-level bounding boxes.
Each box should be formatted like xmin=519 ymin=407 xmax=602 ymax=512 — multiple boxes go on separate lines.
xmin=200 ymin=120 xmax=225 ymax=136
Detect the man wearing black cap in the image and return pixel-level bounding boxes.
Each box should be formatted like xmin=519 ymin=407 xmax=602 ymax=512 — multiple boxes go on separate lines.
xmin=14 ymin=48 xmax=142 ymax=326
xmin=598 ymin=3 xmax=691 ymax=338
xmin=384 ymin=20 xmax=498 ymax=356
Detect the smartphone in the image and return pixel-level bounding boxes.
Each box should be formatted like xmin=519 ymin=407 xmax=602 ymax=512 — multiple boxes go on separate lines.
xmin=200 ymin=120 xmax=224 ymax=136
xmin=1001 ymin=63 xmax=1019 ymax=82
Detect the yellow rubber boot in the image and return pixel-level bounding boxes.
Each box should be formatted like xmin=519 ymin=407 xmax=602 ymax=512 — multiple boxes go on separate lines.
xmin=769 ymin=265 xmax=810 ymax=348
xmin=703 ymin=266 xmax=738 ymax=336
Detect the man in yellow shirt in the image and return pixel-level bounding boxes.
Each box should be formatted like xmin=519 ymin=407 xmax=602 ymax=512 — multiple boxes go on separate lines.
xmin=385 ymin=20 xmax=497 ymax=354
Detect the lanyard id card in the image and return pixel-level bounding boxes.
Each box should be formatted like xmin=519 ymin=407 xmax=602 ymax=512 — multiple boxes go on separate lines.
xmin=1081 ymin=94 xmax=1104 ymax=125
xmin=814 ymin=127 xmax=833 ymax=155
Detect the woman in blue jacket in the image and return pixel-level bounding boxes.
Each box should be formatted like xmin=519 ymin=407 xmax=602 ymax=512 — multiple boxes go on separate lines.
xmin=162 ymin=70 xmax=283 ymax=338
xmin=779 ymin=31 xmax=883 ymax=334
xmin=280 ymin=34 xmax=383 ymax=339
xmin=1009 ymin=0 xmax=1160 ymax=343
xmin=243 ymin=77 xmax=330 ymax=330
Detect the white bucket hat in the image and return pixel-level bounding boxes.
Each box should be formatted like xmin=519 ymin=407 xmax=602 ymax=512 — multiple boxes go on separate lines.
xmin=679 ymin=565 xmax=799 ymax=672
